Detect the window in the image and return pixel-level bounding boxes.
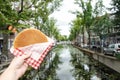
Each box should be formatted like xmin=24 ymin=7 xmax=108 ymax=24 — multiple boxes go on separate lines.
xmin=118 ymin=45 xmax=120 ymax=48
xmin=109 ymin=44 xmax=114 ymax=48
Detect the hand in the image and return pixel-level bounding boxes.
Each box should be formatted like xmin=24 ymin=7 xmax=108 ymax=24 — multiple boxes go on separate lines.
xmin=0 ymin=53 xmax=31 ymax=80
xmin=10 ymin=53 xmax=31 ymax=79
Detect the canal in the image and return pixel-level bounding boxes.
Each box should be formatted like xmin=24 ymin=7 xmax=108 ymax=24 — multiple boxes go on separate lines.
xmin=20 ymin=44 xmax=120 ymax=80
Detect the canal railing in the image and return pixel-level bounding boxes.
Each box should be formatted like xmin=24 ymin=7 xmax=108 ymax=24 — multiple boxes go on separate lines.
xmin=74 ymin=45 xmax=120 ymax=74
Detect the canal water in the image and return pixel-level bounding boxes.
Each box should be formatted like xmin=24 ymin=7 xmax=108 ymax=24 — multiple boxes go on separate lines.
xmin=20 ymin=44 xmax=120 ymax=80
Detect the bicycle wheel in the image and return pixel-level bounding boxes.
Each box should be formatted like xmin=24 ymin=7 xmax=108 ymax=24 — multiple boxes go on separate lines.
xmin=0 ymin=54 xmax=7 ymax=63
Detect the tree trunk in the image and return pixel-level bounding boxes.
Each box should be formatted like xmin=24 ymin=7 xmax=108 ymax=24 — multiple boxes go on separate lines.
xmin=82 ymin=26 xmax=85 ymax=46
xmin=88 ymin=31 xmax=91 ymax=49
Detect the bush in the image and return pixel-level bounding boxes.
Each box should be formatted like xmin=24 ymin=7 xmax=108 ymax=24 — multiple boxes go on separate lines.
xmin=115 ymin=53 xmax=120 ymax=60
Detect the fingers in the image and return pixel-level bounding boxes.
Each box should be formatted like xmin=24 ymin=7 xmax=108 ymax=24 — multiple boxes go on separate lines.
xmin=21 ymin=53 xmax=32 ymax=60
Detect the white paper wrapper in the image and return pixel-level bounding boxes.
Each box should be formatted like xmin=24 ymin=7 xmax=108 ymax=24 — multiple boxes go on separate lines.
xmin=10 ymin=37 xmax=54 ymax=69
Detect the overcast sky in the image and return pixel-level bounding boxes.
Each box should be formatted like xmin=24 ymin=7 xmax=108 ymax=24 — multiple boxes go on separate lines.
xmin=50 ymin=0 xmax=112 ymax=36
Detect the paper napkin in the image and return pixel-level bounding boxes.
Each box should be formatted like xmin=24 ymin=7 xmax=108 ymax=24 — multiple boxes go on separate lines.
xmin=10 ymin=38 xmax=54 ymax=69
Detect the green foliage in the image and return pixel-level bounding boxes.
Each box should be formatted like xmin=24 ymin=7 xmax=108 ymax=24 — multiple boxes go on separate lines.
xmin=0 ymin=0 xmax=63 ymax=38
xmin=18 ymin=9 xmax=33 ymax=21
xmin=0 ymin=0 xmax=63 ymax=55
xmin=69 ymin=0 xmax=112 ymax=45
xmin=92 ymin=13 xmax=113 ymax=37
xmin=0 ymin=0 xmax=17 ymax=26
xmin=32 ymin=0 xmax=62 ymax=30
xmin=115 ymin=53 xmax=120 ymax=60
xmin=69 ymin=17 xmax=83 ymax=40
xmin=93 ymin=0 xmax=105 ymax=16
xmin=69 ymin=0 xmax=93 ymax=42
xmin=75 ymin=0 xmax=93 ymax=27
xmin=111 ymin=0 xmax=120 ymax=26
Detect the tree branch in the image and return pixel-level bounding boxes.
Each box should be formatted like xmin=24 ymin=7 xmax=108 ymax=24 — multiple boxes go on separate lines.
xmin=18 ymin=0 xmax=24 ymax=14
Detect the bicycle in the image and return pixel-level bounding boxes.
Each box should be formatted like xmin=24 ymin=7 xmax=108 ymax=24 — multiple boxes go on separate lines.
xmin=0 ymin=50 xmax=7 ymax=64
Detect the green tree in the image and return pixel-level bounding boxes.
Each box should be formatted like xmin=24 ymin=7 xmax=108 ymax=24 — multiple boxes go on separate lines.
xmin=0 ymin=0 xmax=18 ymax=56
xmin=69 ymin=17 xmax=82 ymax=41
xmin=93 ymin=13 xmax=113 ymax=37
xmin=0 ymin=0 xmax=62 ymax=56
xmin=30 ymin=0 xmax=62 ymax=41
xmin=32 ymin=0 xmax=62 ymax=30
xmin=111 ymin=0 xmax=120 ymax=27
xmin=92 ymin=0 xmax=113 ymax=51
xmin=73 ymin=0 xmax=112 ymax=48
xmin=44 ymin=18 xmax=62 ymax=41
xmin=92 ymin=13 xmax=113 ymax=52
xmin=74 ymin=0 xmax=94 ymax=47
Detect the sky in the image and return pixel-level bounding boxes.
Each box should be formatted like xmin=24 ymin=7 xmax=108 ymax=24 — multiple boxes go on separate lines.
xmin=50 ymin=0 xmax=112 ymax=36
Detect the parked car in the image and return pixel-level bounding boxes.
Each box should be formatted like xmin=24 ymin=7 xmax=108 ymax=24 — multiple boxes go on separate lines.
xmin=103 ymin=43 xmax=120 ymax=56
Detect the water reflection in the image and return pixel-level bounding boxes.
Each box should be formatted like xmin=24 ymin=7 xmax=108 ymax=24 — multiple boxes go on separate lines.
xmin=20 ymin=45 xmax=63 ymax=80
xmin=69 ymin=46 xmax=100 ymax=80
xmin=56 ymin=45 xmax=75 ymax=80
xmin=20 ymin=44 xmax=120 ymax=80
